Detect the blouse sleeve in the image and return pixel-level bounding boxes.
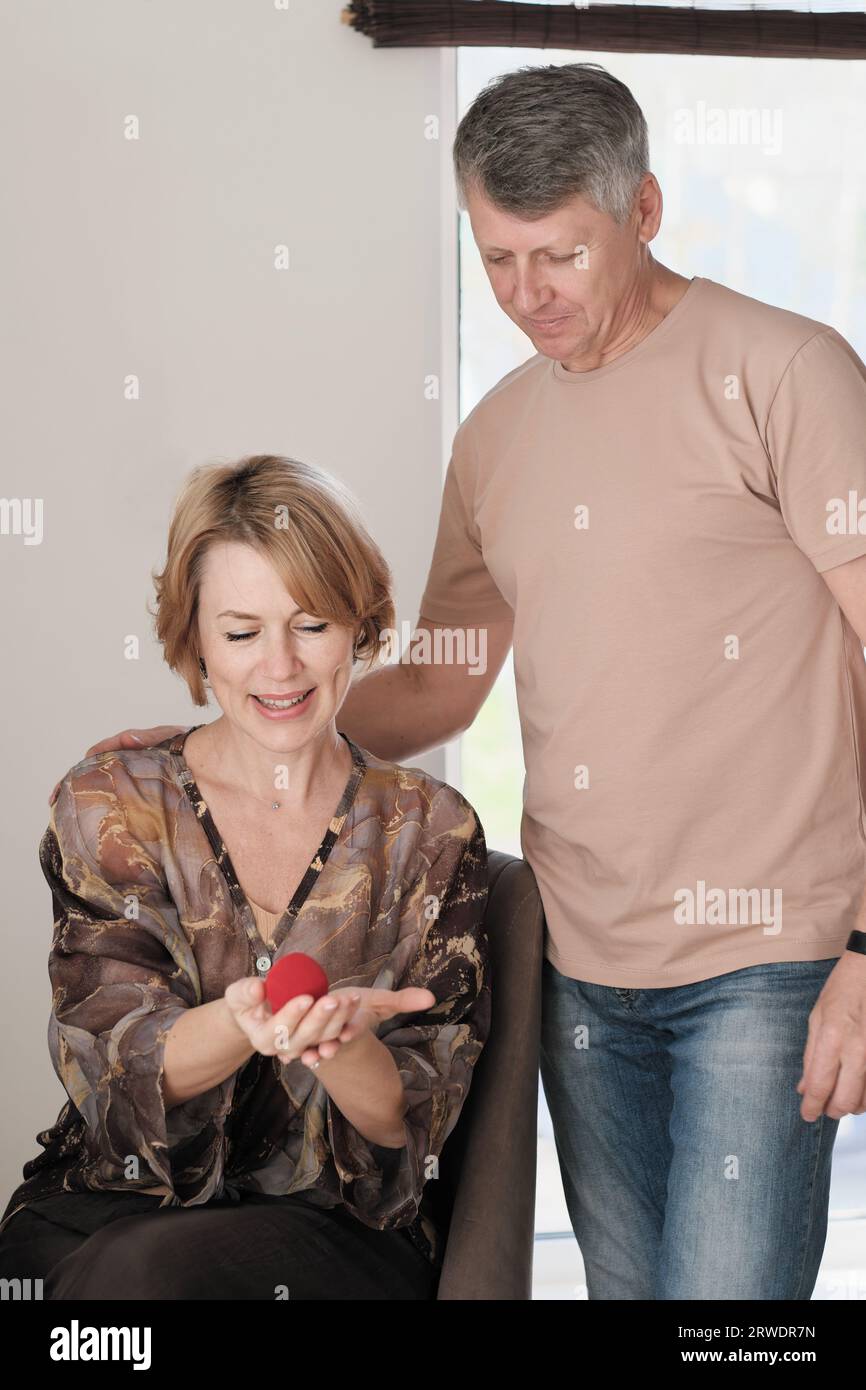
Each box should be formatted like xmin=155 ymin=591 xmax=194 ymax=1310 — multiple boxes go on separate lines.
xmin=42 ymin=764 xmax=239 ymax=1204
xmin=325 ymin=791 xmax=491 ymax=1230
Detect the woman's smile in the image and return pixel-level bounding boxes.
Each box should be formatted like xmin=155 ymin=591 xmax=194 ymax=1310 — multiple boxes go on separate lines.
xmin=250 ymin=688 xmax=316 ymax=720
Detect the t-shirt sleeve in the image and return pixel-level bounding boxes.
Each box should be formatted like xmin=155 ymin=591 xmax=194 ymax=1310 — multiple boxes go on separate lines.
xmin=42 ymin=766 xmax=239 ymax=1204
xmin=324 ymin=794 xmax=491 ymax=1232
xmin=765 ymin=326 xmax=866 ymax=573
xmin=418 ymin=420 xmax=514 ymax=624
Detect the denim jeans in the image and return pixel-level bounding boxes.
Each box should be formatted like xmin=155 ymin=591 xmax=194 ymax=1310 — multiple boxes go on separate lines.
xmin=540 ymin=954 xmax=841 ymax=1300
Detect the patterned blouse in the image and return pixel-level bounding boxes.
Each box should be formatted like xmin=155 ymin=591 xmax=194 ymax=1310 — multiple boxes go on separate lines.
xmin=0 ymin=727 xmax=492 ymax=1268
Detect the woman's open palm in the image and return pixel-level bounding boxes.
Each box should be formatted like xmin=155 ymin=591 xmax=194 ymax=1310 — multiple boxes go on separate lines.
xmin=224 ymin=977 xmax=436 ymax=1068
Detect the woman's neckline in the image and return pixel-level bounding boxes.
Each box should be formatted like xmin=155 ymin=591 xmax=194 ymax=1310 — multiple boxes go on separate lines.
xmin=551 ymin=274 xmax=704 ymax=385
xmin=249 ymin=897 xmax=280 ymax=917
xmin=168 ymin=725 xmax=367 ymax=956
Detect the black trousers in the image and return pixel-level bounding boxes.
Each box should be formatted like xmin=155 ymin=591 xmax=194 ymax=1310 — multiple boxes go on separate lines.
xmin=0 ymin=1189 xmax=440 ymax=1300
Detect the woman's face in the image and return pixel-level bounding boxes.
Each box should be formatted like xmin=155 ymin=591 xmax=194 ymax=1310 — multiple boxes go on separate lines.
xmin=195 ymin=540 xmax=357 ymax=752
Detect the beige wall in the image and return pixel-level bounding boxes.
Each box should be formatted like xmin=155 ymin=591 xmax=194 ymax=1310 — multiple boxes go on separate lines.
xmin=0 ymin=3 xmax=453 ymax=1199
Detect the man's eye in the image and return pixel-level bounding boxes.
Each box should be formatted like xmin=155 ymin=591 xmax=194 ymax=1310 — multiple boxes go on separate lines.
xmin=225 ymin=631 xmax=256 ymax=642
xmin=488 ymin=254 xmax=572 ymax=265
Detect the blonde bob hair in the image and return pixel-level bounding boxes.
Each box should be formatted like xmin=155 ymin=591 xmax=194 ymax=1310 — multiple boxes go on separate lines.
xmin=150 ymin=454 xmax=396 ymax=707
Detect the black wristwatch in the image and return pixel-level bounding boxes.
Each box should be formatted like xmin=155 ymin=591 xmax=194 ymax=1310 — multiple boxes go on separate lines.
xmin=846 ymin=929 xmax=866 ymax=956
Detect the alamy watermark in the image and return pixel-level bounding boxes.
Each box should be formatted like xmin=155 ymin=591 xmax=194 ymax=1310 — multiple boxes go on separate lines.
xmin=674 ymin=880 xmax=782 ymax=935
xmin=375 ymin=621 xmax=487 ymax=675
xmin=0 ymin=497 xmax=43 ymax=545
xmin=672 ymin=102 xmax=783 ymax=157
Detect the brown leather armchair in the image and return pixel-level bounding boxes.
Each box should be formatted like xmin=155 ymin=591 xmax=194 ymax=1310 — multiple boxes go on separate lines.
xmin=429 ymin=850 xmax=546 ymax=1300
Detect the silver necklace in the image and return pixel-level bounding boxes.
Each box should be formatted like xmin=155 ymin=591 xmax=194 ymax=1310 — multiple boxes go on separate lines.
xmin=265 ymin=739 xmax=354 ymax=812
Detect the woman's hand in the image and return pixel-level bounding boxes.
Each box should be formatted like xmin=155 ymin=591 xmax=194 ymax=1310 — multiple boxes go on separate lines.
xmin=294 ymin=984 xmax=438 ymax=1067
xmin=223 ymin=978 xmax=437 ymax=1069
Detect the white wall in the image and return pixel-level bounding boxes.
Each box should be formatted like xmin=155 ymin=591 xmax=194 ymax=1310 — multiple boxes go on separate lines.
xmin=0 ymin=2 xmax=453 ymax=1200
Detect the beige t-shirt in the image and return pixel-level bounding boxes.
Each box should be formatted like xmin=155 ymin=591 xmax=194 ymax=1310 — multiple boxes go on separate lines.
xmin=419 ymin=275 xmax=866 ymax=987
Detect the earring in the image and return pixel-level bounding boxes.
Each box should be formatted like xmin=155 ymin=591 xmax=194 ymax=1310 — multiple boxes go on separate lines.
xmin=198 ymin=657 xmax=208 ymax=680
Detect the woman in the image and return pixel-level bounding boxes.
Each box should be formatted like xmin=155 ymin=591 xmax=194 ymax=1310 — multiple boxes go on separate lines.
xmin=0 ymin=454 xmax=491 ymax=1300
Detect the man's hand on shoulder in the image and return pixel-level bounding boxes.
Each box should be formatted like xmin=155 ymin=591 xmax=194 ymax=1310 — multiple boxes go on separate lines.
xmin=83 ymin=725 xmax=188 ymax=759
xmin=48 ymin=725 xmax=189 ymax=805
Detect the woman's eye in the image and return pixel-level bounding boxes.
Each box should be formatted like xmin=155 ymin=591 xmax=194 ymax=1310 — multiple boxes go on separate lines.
xmin=224 ymin=623 xmax=327 ymax=642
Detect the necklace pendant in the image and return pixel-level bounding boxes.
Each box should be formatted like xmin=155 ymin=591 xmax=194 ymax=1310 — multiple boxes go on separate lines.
xmin=271 ymin=801 xmax=280 ymax=811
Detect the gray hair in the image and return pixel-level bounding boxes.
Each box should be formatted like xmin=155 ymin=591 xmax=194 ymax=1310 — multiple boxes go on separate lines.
xmin=453 ymin=62 xmax=650 ymax=226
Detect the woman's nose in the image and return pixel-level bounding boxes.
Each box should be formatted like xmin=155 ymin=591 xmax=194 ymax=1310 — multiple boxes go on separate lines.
xmin=259 ymin=637 xmax=306 ymax=678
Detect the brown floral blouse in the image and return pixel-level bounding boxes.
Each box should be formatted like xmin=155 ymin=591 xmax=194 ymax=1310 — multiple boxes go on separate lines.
xmin=0 ymin=727 xmax=492 ymax=1267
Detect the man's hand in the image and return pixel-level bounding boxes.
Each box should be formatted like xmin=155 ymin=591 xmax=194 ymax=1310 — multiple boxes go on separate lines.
xmin=796 ymin=951 xmax=866 ymax=1120
xmin=84 ymin=725 xmax=188 ymax=758
xmin=48 ymin=725 xmax=188 ymax=804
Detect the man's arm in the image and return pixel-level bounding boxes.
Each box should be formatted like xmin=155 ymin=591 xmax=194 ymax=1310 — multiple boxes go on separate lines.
xmin=794 ymin=552 xmax=866 ymax=1122
xmin=821 ymin=551 xmax=866 ymax=643
xmin=337 ymin=614 xmax=514 ymax=762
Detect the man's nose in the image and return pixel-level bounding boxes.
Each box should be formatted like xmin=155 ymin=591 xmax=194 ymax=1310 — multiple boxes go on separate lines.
xmin=509 ymin=268 xmax=553 ymax=317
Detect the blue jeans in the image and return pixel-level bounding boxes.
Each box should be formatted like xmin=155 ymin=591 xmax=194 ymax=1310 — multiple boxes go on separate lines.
xmin=540 ymin=954 xmax=841 ymax=1300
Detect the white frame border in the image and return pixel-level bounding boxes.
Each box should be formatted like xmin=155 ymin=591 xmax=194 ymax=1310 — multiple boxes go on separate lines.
xmin=439 ymin=45 xmax=463 ymax=793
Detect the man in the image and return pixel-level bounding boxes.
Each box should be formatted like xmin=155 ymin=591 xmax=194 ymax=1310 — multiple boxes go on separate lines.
xmin=75 ymin=63 xmax=866 ymax=1299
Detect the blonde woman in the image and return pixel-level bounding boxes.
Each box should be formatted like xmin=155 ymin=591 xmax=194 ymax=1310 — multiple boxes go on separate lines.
xmin=0 ymin=455 xmax=490 ymax=1300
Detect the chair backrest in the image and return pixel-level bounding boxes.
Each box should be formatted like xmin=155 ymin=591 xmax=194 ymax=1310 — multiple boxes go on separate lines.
xmin=430 ymin=850 xmax=546 ymax=1300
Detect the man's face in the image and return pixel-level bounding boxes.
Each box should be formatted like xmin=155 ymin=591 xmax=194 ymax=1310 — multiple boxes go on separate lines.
xmin=465 ymin=181 xmax=653 ymax=367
